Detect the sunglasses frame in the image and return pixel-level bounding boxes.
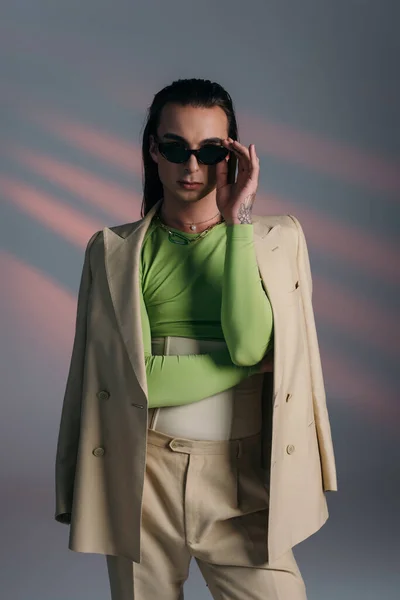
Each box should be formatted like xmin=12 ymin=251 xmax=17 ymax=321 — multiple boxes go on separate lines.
xmin=153 ymin=134 xmax=230 ymax=165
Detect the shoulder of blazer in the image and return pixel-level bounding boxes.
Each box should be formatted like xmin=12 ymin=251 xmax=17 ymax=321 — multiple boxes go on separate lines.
xmin=82 ymin=229 xmax=104 ymax=272
xmin=88 ymin=220 xmax=141 ymax=245
xmin=256 ymin=213 xmax=300 ymax=257
xmin=85 ymin=221 xmax=141 ymax=270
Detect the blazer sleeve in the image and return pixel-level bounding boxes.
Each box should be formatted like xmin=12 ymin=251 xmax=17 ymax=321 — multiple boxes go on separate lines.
xmin=288 ymin=215 xmax=338 ymax=491
xmin=54 ymin=230 xmax=101 ymax=524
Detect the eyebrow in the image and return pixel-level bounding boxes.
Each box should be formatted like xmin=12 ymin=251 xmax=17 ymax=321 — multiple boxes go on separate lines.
xmin=161 ymin=133 xmax=223 ymax=145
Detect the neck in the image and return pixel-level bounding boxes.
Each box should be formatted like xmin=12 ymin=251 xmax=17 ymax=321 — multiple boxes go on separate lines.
xmin=159 ymin=195 xmax=222 ymax=234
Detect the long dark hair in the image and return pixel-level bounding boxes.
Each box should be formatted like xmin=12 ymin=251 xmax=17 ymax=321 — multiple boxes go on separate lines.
xmin=139 ymin=78 xmax=239 ymax=218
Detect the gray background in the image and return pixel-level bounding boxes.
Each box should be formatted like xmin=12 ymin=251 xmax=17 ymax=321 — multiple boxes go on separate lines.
xmin=1 ymin=1 xmax=399 ymax=599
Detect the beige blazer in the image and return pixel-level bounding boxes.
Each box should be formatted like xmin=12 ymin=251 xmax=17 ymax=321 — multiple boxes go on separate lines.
xmin=55 ymin=198 xmax=337 ymax=564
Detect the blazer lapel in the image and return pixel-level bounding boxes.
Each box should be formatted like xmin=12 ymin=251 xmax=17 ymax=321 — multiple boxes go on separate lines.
xmin=103 ymin=199 xmax=163 ymax=398
xmin=103 ymin=199 xmax=283 ymax=400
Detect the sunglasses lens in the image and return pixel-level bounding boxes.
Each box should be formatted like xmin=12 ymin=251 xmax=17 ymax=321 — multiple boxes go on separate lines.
xmin=158 ymin=142 xmax=229 ymax=165
xmin=198 ymin=145 xmax=229 ymax=165
xmin=159 ymin=142 xmax=187 ymax=163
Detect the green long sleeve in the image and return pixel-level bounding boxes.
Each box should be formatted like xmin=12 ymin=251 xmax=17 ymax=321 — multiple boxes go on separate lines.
xmin=222 ymin=224 xmax=274 ymax=366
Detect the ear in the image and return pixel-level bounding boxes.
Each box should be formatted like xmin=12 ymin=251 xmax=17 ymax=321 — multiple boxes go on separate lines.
xmin=149 ymin=135 xmax=159 ymax=164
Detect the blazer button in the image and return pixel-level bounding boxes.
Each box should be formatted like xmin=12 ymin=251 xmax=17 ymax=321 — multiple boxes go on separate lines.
xmin=286 ymin=444 xmax=295 ymax=455
xmin=97 ymin=390 xmax=110 ymax=401
xmin=93 ymin=447 xmax=105 ymax=457
xmin=286 ymin=393 xmax=292 ymax=402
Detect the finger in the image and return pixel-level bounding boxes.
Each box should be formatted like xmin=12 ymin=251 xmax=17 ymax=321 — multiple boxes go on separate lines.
xmin=229 ymin=139 xmax=250 ymax=162
xmin=230 ymin=141 xmax=260 ymax=178
xmin=249 ymin=144 xmax=260 ymax=175
xmin=215 ymin=156 xmax=229 ymax=190
xmin=229 ymin=141 xmax=252 ymax=179
xmin=223 ymin=139 xmax=250 ymax=166
xmin=249 ymin=143 xmax=259 ymax=164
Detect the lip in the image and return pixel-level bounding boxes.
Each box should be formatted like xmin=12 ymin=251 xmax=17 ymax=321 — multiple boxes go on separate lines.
xmin=178 ymin=181 xmax=202 ymax=188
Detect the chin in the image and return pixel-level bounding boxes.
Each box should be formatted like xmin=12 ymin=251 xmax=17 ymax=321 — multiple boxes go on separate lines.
xmin=176 ymin=187 xmax=206 ymax=200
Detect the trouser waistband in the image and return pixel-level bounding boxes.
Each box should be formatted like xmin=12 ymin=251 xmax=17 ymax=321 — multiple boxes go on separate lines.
xmin=146 ymin=426 xmax=262 ymax=458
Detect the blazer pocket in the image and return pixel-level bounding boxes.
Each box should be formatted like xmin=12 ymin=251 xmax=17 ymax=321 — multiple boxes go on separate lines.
xmin=285 ymin=280 xmax=301 ymax=305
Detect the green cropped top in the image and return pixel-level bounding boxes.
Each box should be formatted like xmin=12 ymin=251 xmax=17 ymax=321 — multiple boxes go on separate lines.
xmin=140 ymin=218 xmax=274 ymax=408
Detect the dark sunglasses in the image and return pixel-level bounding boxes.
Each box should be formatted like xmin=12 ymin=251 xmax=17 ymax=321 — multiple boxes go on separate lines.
xmin=154 ymin=135 xmax=230 ymax=165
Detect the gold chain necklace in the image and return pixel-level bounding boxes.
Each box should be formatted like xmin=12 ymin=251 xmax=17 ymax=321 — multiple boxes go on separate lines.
xmin=153 ymin=212 xmax=225 ymax=245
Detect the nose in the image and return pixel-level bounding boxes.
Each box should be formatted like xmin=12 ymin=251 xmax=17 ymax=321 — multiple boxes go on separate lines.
xmin=184 ymin=153 xmax=200 ymax=171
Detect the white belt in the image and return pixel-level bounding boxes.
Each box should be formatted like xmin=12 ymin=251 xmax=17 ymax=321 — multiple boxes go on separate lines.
xmin=147 ymin=336 xmax=264 ymax=441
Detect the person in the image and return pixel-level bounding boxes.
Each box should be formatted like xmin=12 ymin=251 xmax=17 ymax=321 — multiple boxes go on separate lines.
xmin=55 ymin=78 xmax=338 ymax=600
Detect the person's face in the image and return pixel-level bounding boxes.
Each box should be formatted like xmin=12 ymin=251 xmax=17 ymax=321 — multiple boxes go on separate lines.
xmin=149 ymin=103 xmax=230 ymax=205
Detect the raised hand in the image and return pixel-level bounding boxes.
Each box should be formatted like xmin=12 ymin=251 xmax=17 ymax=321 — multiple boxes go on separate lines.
xmin=215 ymin=138 xmax=260 ymax=224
